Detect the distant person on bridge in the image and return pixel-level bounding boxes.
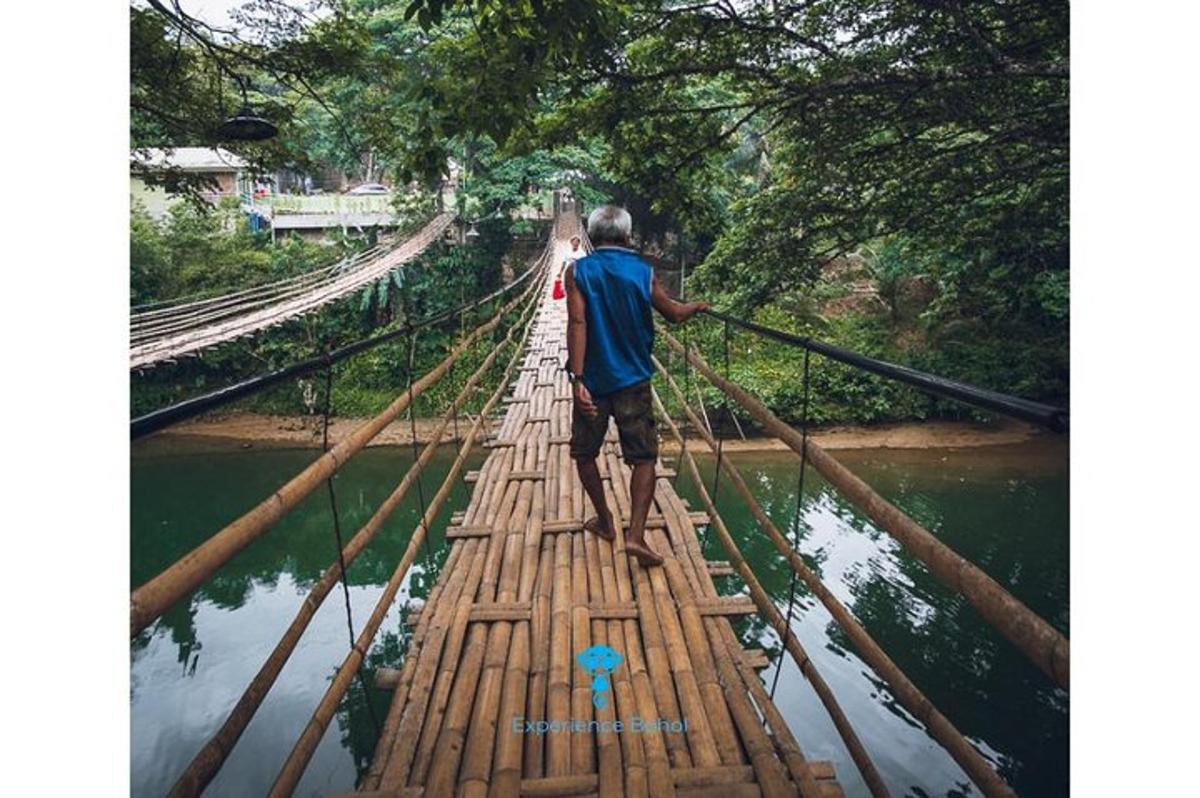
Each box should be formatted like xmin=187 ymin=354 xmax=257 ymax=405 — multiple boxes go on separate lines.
xmin=552 ymin=235 xmax=582 ymax=300
xmin=565 ymin=205 xmax=708 ymax=566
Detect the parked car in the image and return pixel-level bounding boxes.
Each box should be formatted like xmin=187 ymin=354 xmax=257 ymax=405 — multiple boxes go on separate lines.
xmin=347 ymin=183 xmax=390 ymax=195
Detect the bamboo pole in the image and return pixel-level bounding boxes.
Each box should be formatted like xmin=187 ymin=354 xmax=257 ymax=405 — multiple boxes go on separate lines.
xmin=458 ymin=475 xmax=535 ymax=796
xmin=129 ymin=270 xmax=542 ymax=637
xmin=264 ymin=288 xmax=541 ymax=798
xmin=163 ymin=298 xmax=540 ymax=797
xmin=524 ymin=532 xmax=557 ymax=778
xmin=359 ymin=543 xmax=466 ymax=790
xmin=385 ymin=256 xmax=558 ymax=791
xmin=594 ymin=444 xmax=675 ymax=796
xmin=631 ymin=500 xmax=794 ymax=798
xmin=660 ymin=329 xmax=1070 ymax=691
xmin=594 ymin=462 xmax=648 ymax=797
xmin=489 ymin=480 xmax=544 ymax=796
xmin=606 ymin=456 xmax=729 ymax=773
xmin=382 ymin=378 xmax=522 ymax=787
xmin=654 ymin=355 xmax=1022 ymax=798
xmin=587 ymin=513 xmax=647 ymax=797
xmin=650 ymin=389 xmax=893 ymax=798
xmin=648 ymin=479 xmax=826 ymax=795
xmin=424 ymin=280 xmax=563 ymax=797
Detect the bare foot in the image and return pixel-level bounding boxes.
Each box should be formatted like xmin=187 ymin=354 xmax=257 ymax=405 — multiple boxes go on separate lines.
xmin=584 ymin=515 xmax=616 ymax=542
xmin=624 ymin=539 xmax=664 ymax=567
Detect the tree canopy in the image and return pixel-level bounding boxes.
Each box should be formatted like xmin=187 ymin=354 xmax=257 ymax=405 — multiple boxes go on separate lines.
xmin=130 ymin=0 xmax=1069 ymax=409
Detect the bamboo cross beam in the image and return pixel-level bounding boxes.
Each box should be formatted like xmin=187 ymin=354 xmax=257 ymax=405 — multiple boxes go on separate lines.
xmin=129 ymin=275 xmax=543 ymax=638
xmin=161 ymin=284 xmax=541 ymax=798
xmin=653 ymin=354 xmax=1020 ymax=798
xmin=651 ymin=388 xmax=892 ymax=798
xmin=660 ymin=328 xmax=1070 ymax=691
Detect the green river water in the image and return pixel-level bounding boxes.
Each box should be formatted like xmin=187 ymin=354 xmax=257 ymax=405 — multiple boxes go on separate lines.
xmin=131 ymin=437 xmax=1067 ymax=797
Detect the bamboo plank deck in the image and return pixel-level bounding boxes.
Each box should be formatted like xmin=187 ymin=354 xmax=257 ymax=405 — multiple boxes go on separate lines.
xmin=359 ymin=235 xmax=843 ymax=798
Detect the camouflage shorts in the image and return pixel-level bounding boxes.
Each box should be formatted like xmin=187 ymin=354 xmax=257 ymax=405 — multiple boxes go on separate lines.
xmin=569 ymin=380 xmax=658 ymax=465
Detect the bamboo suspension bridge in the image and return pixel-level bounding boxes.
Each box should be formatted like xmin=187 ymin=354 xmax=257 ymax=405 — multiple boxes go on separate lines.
xmin=132 ymin=199 xmax=1068 ymax=798
xmin=129 ymin=212 xmax=456 ymax=370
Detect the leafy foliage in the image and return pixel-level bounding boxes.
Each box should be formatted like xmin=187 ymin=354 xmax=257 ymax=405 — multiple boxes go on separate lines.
xmin=130 ymin=0 xmax=1069 ymax=423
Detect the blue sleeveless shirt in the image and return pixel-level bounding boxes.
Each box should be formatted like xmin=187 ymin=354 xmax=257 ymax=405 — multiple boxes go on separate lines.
xmin=572 ymin=246 xmax=654 ymax=397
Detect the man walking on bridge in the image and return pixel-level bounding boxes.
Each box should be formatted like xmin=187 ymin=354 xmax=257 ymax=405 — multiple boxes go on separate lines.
xmin=565 ymin=205 xmax=707 ymax=566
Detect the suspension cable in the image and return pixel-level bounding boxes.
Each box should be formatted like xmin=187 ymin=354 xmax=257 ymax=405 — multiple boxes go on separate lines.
xmin=700 ymin=307 xmax=1067 ymax=432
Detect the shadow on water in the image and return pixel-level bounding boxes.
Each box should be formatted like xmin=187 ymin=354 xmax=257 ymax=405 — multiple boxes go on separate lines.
xmin=131 ymin=437 xmax=1067 ymax=798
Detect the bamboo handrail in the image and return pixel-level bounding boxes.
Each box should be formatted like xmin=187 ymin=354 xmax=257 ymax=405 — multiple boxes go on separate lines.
xmin=130 ymin=269 xmax=543 ymax=637
xmin=650 ymin=388 xmax=891 ymax=798
xmin=163 ymin=288 xmax=542 ymax=798
xmin=653 ymin=355 xmax=1019 ymax=798
xmin=265 ymin=284 xmax=539 ymax=798
xmin=660 ymin=329 xmax=1070 ymax=690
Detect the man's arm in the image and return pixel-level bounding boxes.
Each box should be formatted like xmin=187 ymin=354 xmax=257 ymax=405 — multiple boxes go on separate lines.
xmin=651 ymin=275 xmax=709 ymax=323
xmin=565 ymin=264 xmax=597 ymax=416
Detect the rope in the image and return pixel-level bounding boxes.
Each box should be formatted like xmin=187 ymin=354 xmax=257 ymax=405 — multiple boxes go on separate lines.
xmin=770 ymin=347 xmax=812 ymax=699
xmin=449 ymin=282 xmax=467 ymax=446
xmin=670 ymin=252 xmax=691 ymax=494
xmin=707 ymin=319 xmax=733 ymax=547
xmin=319 ymin=359 xmax=382 ymax=736
xmin=404 ymin=324 xmax=434 ymax=562
xmin=699 ymin=307 xmax=1067 ymax=432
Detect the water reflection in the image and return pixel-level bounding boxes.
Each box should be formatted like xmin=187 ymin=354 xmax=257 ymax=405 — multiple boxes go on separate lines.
xmin=131 ymin=440 xmax=1067 ymax=798
xmin=130 ymin=444 xmax=474 ymax=797
xmin=679 ymin=443 xmax=1068 ymax=798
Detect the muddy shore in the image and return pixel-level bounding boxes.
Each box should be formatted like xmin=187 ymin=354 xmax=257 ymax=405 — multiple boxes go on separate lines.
xmin=136 ymin=411 xmax=1060 ymax=455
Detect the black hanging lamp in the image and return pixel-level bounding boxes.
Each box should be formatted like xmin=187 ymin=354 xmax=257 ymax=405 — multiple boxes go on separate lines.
xmin=217 ymin=106 xmax=277 ymax=141
xmin=216 ymin=80 xmax=277 ymax=141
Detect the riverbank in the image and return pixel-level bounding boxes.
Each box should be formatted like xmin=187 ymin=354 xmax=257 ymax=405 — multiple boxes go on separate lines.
xmin=137 ymin=411 xmax=1056 ymax=454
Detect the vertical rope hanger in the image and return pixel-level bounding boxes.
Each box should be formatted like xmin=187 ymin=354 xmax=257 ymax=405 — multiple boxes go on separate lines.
xmin=670 ymin=240 xmax=691 ymax=495
xmin=448 ymin=281 xmax=467 ymax=447
xmin=319 ymin=359 xmax=382 ymax=736
xmin=704 ymin=319 xmax=734 ymax=554
xmin=403 ymin=324 xmax=434 ymax=563
xmin=770 ymin=347 xmax=812 ymax=699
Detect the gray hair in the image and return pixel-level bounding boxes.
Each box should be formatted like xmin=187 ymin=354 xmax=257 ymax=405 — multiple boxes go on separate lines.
xmin=587 ymin=205 xmax=632 ymax=245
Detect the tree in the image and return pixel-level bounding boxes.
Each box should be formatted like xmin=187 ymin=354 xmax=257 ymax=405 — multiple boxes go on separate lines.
xmin=396 ymin=1 xmax=1068 ymax=305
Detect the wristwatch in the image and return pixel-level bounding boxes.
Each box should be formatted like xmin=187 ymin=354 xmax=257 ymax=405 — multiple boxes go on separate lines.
xmin=566 ymin=369 xmax=581 ymax=384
